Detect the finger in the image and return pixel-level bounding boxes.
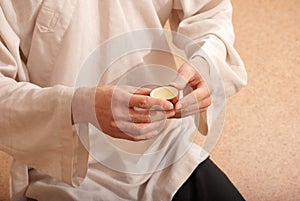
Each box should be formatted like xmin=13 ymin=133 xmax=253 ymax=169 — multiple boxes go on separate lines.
xmin=116 ymin=119 xmax=165 ymax=137
xmin=107 ymin=130 xmax=156 ymax=141
xmin=109 ymin=131 xmax=139 ymax=141
xmin=131 ymin=130 xmax=159 ymax=141
xmin=169 ymin=63 xmax=195 ymax=89
xmin=173 ymin=99 xmax=211 ymax=118
xmin=121 ymin=130 xmax=159 ymax=141
xmin=183 ymin=85 xmax=194 ymax=96
xmin=132 ymin=87 xmax=152 ymax=95
xmin=129 ymin=95 xmax=174 ymax=110
xmin=128 ymin=109 xmax=175 ymax=123
xmin=175 ymin=86 xmax=210 ymax=110
xmin=114 ymin=85 xmax=152 ymax=96
xmin=169 ymin=75 xmax=188 ymax=90
xmin=103 ymin=120 xmax=159 ymax=141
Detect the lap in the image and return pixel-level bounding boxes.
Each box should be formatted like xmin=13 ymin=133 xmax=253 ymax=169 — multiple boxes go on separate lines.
xmin=172 ymin=158 xmax=245 ymax=201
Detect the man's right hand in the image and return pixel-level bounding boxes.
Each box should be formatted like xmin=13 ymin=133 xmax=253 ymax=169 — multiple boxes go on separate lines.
xmin=72 ymin=85 xmax=175 ymax=141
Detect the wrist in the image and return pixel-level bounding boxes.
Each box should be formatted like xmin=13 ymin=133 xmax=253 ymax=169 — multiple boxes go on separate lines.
xmin=71 ymin=87 xmax=97 ymax=125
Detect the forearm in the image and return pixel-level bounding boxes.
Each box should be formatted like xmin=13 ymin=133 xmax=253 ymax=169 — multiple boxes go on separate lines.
xmin=0 ymin=76 xmax=88 ymax=185
xmin=169 ymin=0 xmax=247 ymax=134
xmin=171 ymin=0 xmax=247 ymax=97
xmin=0 ymin=77 xmax=74 ymax=150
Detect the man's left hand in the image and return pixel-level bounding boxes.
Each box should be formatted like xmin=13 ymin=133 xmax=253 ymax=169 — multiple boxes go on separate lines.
xmin=170 ymin=58 xmax=212 ymax=118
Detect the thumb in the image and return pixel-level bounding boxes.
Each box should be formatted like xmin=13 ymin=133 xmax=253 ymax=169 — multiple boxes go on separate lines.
xmin=169 ymin=74 xmax=187 ymax=90
xmin=170 ymin=64 xmax=193 ymax=90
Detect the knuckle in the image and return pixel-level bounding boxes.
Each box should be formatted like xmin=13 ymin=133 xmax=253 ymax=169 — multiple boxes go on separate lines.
xmin=138 ymin=98 xmax=149 ymax=108
xmin=145 ymin=114 xmax=152 ymax=123
xmin=157 ymin=111 xmax=166 ymax=120
xmin=136 ymin=114 xmax=151 ymax=123
xmin=195 ymin=91 xmax=205 ymax=100
xmin=142 ymin=117 xmax=150 ymax=124
xmin=150 ymin=112 xmax=159 ymax=121
xmin=129 ymin=116 xmax=136 ymax=123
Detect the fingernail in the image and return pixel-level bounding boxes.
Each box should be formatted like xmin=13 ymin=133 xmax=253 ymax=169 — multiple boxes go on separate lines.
xmin=165 ymin=101 xmax=174 ymax=110
xmin=170 ymin=111 xmax=176 ymax=116
xmin=166 ymin=111 xmax=175 ymax=117
xmin=169 ymin=82 xmax=176 ymax=87
xmin=176 ymin=103 xmax=182 ymax=110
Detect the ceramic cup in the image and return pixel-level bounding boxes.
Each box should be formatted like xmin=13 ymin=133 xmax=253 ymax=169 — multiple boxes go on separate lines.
xmin=150 ymin=86 xmax=179 ymax=105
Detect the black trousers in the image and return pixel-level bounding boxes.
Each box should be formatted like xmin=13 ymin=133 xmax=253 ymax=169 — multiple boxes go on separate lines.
xmin=172 ymin=158 xmax=245 ymax=201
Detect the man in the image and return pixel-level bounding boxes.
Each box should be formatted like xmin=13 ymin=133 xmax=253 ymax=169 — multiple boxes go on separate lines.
xmin=0 ymin=0 xmax=247 ymax=200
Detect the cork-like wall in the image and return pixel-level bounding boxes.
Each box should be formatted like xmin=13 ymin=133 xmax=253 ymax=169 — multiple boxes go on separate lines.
xmin=211 ymin=0 xmax=300 ymax=200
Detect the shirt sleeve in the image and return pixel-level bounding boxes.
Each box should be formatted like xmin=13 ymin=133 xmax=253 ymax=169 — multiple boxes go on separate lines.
xmin=0 ymin=7 xmax=88 ymax=186
xmin=169 ymin=0 xmax=247 ymax=134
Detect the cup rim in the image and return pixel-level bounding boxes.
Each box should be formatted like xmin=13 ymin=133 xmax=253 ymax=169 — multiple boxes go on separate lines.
xmin=150 ymin=86 xmax=179 ymax=100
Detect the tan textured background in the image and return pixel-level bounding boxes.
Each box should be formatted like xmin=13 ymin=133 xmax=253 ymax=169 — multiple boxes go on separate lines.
xmin=211 ymin=0 xmax=300 ymax=200
xmin=1 ymin=0 xmax=300 ymax=200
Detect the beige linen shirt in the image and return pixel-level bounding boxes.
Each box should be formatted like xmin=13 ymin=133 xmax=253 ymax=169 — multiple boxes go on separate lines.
xmin=0 ymin=0 xmax=247 ymax=200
